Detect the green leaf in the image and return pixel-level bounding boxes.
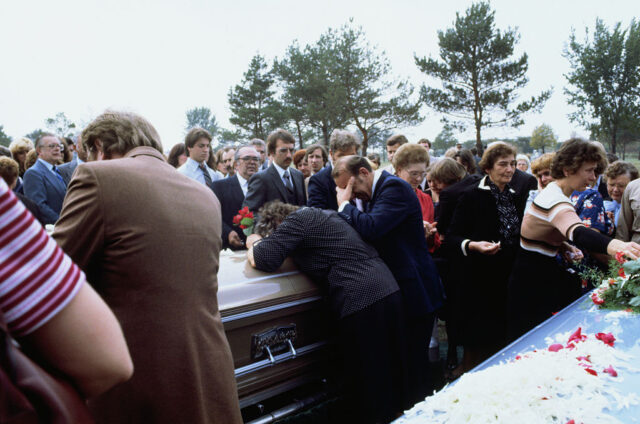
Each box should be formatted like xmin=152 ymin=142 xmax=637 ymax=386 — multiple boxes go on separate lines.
xmin=623 ymin=258 xmax=640 ymax=275
xmin=242 ymin=226 xmax=254 ymax=237
xmin=240 ymin=217 xmax=254 ymax=227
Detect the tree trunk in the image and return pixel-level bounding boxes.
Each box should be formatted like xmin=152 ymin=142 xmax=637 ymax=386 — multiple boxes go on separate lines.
xmin=475 ymin=123 xmax=482 ymax=156
xmin=295 ymin=121 xmax=304 ymax=149
xmin=611 ymin=124 xmax=618 ymax=154
xmin=321 ymin=124 xmax=329 ymax=146
xmin=361 ymin=128 xmax=369 ymax=156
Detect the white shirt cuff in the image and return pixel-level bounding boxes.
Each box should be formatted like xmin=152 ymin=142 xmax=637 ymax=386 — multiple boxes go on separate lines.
xmin=461 ymin=239 xmax=470 ymax=256
xmin=338 ymin=201 xmax=350 ymax=212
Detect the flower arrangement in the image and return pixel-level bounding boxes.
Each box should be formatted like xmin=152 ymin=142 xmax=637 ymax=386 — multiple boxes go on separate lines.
xmin=398 ymin=327 xmax=638 ymax=423
xmin=233 ymin=206 xmax=254 ymax=236
xmin=582 ymin=252 xmax=640 ymax=312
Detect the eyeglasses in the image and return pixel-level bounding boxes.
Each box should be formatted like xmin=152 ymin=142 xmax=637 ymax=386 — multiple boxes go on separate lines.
xmin=43 ymin=143 xmax=64 ymax=150
xmin=407 ymin=171 xmax=427 ymax=179
xmin=239 ymin=156 xmax=261 ymax=162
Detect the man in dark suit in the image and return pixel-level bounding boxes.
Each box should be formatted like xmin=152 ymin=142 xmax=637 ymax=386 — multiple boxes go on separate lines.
xmin=333 ymin=155 xmax=444 ymax=406
xmin=212 ymin=145 xmax=261 ymax=250
xmin=243 ymin=129 xmax=306 ymax=216
xmin=22 ymin=133 xmax=67 ymax=224
xmin=58 ymin=135 xmax=88 ymax=184
xmin=307 ymin=129 xmax=360 ymax=210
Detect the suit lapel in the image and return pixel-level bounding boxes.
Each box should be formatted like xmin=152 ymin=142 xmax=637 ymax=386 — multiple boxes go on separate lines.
xmin=367 ymin=171 xmax=388 ymax=211
xmin=38 ymin=161 xmax=66 ymax=195
xmin=268 ymin=165 xmax=290 ymax=201
xmin=230 ymin=175 xmax=244 ymax=202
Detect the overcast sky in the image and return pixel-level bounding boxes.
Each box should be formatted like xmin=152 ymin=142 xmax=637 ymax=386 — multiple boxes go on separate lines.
xmin=1 ymin=0 xmax=637 ymax=151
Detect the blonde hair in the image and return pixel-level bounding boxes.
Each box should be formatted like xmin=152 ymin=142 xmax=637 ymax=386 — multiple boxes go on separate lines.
xmin=393 ymin=143 xmax=430 ymax=171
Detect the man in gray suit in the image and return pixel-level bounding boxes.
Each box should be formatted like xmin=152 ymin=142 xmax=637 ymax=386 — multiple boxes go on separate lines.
xmin=243 ymin=129 xmax=306 ymax=217
xmin=22 ymin=133 xmax=67 ymax=224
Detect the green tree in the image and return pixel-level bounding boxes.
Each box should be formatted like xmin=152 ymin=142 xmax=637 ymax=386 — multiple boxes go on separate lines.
xmin=432 ymin=125 xmax=458 ymax=151
xmin=25 ymin=129 xmax=46 ymax=143
xmin=415 ymin=2 xmax=551 ymax=154
xmin=228 ymin=54 xmax=282 ymax=140
xmin=564 ymin=19 xmax=640 ymax=155
xmin=0 ymin=125 xmax=11 ymax=147
xmin=328 ymin=20 xmax=422 ymax=155
xmin=530 ymin=124 xmax=558 ymax=153
xmin=45 ymin=112 xmax=76 ymax=138
xmin=185 ymin=107 xmax=220 ymax=138
xmin=218 ymin=128 xmax=243 ymax=144
xmin=275 ymin=41 xmax=349 ymax=146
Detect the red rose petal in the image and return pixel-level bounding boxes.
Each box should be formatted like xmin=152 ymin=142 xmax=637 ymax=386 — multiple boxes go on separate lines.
xmin=585 ymin=368 xmax=598 ymax=376
xmin=568 ymin=327 xmax=587 ymax=344
xmin=603 ymin=365 xmax=618 ymax=377
xmin=595 ymin=332 xmax=615 ymax=347
xmin=566 ymin=420 xmax=576 ymax=424
xmin=549 ymin=344 xmax=564 ymax=352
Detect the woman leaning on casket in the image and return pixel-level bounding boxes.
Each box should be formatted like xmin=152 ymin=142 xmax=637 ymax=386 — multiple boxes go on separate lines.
xmin=444 ymin=142 xmax=527 ymax=372
xmin=246 ymin=201 xmax=408 ymax=424
xmin=508 ymin=138 xmax=640 ymax=340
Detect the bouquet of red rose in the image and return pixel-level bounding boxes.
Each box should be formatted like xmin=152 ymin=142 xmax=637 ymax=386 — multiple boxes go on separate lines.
xmin=233 ymin=206 xmax=255 ymax=236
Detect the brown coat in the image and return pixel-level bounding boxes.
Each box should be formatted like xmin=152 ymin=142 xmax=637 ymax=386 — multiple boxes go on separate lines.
xmin=53 ymin=147 xmax=242 ymax=424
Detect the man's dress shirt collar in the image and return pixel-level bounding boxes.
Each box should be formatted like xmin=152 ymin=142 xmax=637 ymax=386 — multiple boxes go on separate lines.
xmin=178 ymin=157 xmax=218 ymax=186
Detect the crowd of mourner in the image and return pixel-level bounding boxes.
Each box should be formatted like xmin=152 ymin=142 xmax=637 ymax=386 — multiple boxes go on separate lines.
xmin=2 ymin=109 xmax=640 ymax=423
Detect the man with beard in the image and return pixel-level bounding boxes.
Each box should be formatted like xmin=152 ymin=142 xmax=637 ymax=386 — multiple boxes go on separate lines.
xmin=212 ymin=145 xmax=261 ymax=249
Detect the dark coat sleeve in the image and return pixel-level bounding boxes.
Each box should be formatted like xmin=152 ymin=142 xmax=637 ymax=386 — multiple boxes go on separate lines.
xmin=253 ymin=212 xmax=305 ymax=272
xmin=242 ymin=172 xmax=267 ymax=215
xmin=443 ymin=189 xmax=476 ymax=258
xmin=338 ymin=180 xmax=411 ymax=242
xmin=307 ymin=172 xmax=329 ymax=209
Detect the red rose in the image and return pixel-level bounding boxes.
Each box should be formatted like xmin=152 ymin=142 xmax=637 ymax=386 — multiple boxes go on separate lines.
xmin=618 ymin=267 xmax=626 ymax=278
xmin=566 ymin=420 xmax=575 ymax=424
xmin=595 ymin=332 xmax=615 ymax=347
xmin=233 ymin=214 xmax=242 ymax=225
xmin=239 ymin=224 xmax=246 ymax=229
xmin=615 ymin=251 xmax=626 ymax=264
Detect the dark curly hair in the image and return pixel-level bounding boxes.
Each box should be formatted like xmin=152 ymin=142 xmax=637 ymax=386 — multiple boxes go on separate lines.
xmin=255 ymin=201 xmax=301 ymax=237
xmin=550 ymin=138 xmax=608 ymax=180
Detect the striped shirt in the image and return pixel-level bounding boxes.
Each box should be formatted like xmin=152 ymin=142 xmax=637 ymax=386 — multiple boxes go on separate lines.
xmin=0 ymin=178 xmax=84 ymax=337
xmin=520 ymin=182 xmax=583 ymax=257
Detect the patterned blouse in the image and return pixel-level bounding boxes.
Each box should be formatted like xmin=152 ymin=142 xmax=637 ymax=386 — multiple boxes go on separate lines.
xmin=570 ymin=188 xmax=614 ymax=236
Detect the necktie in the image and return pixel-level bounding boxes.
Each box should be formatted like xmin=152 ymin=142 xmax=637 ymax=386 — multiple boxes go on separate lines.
xmin=199 ymin=164 xmax=213 ymax=189
xmin=52 ymin=166 xmax=65 ymax=185
xmin=283 ymin=171 xmax=293 ymax=192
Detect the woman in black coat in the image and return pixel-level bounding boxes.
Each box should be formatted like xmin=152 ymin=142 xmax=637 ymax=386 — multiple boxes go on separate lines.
xmin=246 ymin=201 xmax=408 ymax=423
xmin=444 ymin=142 xmax=527 ymax=373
